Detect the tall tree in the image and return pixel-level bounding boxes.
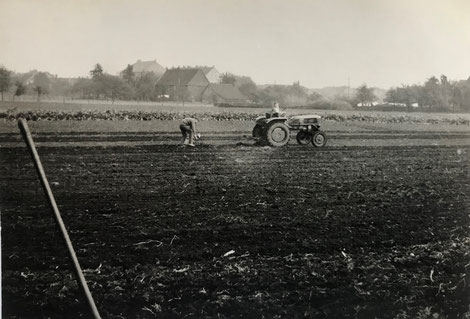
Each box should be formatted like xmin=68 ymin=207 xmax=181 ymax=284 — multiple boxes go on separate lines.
xmin=237 ymin=76 xmax=258 ymax=100
xmin=13 ymin=81 xmax=26 ymax=101
xmin=121 ymin=64 xmax=135 ymax=84
xmin=89 ymin=63 xmax=105 ymax=98
xmin=101 ymin=74 xmax=132 ymax=103
xmin=453 ymin=78 xmax=470 ymax=111
xmin=423 ymin=76 xmax=441 ymax=109
xmin=355 ymin=84 xmax=377 ymax=106
xmin=0 ymin=66 xmax=12 ymax=101
xmin=135 ymin=72 xmax=159 ymax=100
xmin=219 ymin=73 xmax=237 ymax=85
xmin=71 ymin=78 xmax=94 ymax=99
xmin=90 ymin=63 xmax=104 ymax=80
xmin=32 ymin=72 xmax=51 ymax=102
xmin=440 ymin=75 xmax=453 ymax=110
xmin=385 ymin=85 xmax=416 ymax=109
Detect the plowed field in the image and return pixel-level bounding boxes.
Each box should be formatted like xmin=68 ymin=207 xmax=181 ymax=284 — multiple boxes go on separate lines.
xmin=1 ymin=122 xmax=470 ymax=318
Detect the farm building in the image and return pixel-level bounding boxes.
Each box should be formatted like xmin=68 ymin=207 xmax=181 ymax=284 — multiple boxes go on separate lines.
xmin=179 ymin=65 xmax=220 ymax=83
xmin=155 ymin=68 xmax=210 ymax=102
xmin=132 ymin=60 xmax=166 ymax=77
xmin=199 ymin=66 xmax=220 ymax=83
xmin=202 ymin=83 xmax=248 ymax=105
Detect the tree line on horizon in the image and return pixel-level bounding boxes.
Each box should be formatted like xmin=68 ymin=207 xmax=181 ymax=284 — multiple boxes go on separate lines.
xmin=1 ymin=64 xmax=470 ymax=112
xmin=384 ymin=75 xmax=470 ymax=111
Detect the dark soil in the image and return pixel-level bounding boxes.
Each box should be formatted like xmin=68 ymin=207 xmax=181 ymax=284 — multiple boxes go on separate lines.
xmin=1 ymin=138 xmax=469 ymax=318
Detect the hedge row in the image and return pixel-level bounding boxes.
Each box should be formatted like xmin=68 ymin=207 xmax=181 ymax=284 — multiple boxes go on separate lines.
xmin=0 ymin=110 xmax=257 ymax=121
xmin=322 ymin=113 xmax=470 ymax=125
xmin=1 ymin=110 xmax=469 ymax=125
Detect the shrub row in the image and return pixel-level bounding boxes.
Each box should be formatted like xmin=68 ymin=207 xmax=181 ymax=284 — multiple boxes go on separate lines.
xmin=1 ymin=109 xmax=469 ymax=125
xmin=0 ymin=110 xmax=258 ymax=122
xmin=322 ymin=114 xmax=470 ymax=125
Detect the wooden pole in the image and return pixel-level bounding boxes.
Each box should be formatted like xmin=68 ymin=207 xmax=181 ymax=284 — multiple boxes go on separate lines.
xmin=18 ymin=119 xmax=101 ymax=319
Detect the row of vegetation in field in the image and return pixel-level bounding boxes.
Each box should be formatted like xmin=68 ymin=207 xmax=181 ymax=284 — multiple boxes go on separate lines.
xmin=1 ymin=109 xmax=469 ymax=125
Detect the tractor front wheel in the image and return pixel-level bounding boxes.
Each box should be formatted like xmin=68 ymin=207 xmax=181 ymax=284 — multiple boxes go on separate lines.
xmin=296 ymin=131 xmax=312 ymax=145
xmin=312 ymin=131 xmax=327 ymax=147
xmin=265 ymin=122 xmax=290 ymax=147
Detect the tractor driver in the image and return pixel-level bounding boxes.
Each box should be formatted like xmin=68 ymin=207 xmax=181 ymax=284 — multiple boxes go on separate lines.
xmin=180 ymin=117 xmax=199 ymax=147
xmin=271 ymin=101 xmax=280 ymax=114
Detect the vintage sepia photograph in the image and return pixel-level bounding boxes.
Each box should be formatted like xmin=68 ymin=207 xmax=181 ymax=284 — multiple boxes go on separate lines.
xmin=1 ymin=0 xmax=469 ymax=318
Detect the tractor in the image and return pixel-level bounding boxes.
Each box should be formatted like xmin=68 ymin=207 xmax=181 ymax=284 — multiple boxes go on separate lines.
xmin=252 ymin=112 xmax=327 ymax=147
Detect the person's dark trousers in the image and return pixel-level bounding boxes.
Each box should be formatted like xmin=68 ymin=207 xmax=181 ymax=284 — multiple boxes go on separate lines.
xmin=180 ymin=124 xmax=193 ymax=145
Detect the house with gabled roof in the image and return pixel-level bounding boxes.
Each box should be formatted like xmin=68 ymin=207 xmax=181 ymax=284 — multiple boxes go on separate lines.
xmin=132 ymin=60 xmax=166 ymax=77
xmin=180 ymin=65 xmax=220 ymax=83
xmin=198 ymin=66 xmax=220 ymax=83
xmin=155 ymin=68 xmax=210 ymax=102
xmin=202 ymin=83 xmax=248 ymax=105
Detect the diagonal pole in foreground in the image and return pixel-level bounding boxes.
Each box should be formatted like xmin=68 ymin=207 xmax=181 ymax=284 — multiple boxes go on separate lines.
xmin=18 ymin=119 xmax=101 ymax=319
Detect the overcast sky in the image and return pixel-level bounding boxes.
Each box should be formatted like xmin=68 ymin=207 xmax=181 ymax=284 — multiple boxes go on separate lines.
xmin=0 ymin=0 xmax=469 ymax=88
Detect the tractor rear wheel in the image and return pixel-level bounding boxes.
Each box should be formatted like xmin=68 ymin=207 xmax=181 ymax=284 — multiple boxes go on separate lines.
xmin=265 ymin=122 xmax=290 ymax=147
xmin=296 ymin=131 xmax=312 ymax=145
xmin=312 ymin=131 xmax=327 ymax=147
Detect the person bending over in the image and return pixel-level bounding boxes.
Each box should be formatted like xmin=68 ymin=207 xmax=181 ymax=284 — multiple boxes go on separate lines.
xmin=180 ymin=117 xmax=199 ymax=146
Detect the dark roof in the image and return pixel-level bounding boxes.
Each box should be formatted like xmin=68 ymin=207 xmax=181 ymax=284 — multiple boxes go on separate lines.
xmin=179 ymin=65 xmax=215 ymax=75
xmin=207 ymin=84 xmax=247 ymax=100
xmin=132 ymin=60 xmax=165 ymax=74
xmin=156 ymin=68 xmax=208 ymax=86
